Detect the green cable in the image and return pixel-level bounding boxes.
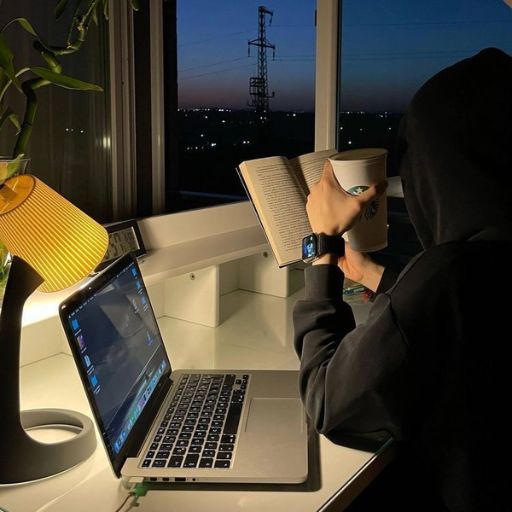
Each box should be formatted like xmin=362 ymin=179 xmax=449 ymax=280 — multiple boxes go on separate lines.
xmin=133 ymin=482 xmax=148 ymax=497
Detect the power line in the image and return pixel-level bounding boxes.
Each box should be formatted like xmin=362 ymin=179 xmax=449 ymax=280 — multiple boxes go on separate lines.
xmin=178 ymin=30 xmax=252 ymax=48
xmin=274 ymin=58 xmax=315 ymax=62
xmin=277 ymin=54 xmax=315 ymax=58
xmin=272 ymin=24 xmax=315 ymax=28
xmin=344 ymin=54 xmax=475 ymax=62
xmin=179 ymin=63 xmax=254 ymax=81
xmin=181 ymin=55 xmax=315 ymax=75
xmin=342 ymin=49 xmax=494 ymax=62
xmin=344 ymin=19 xmax=512 ymax=27
xmin=344 ymin=49 xmax=497 ymax=57
xmin=179 ymin=56 xmax=251 ymax=74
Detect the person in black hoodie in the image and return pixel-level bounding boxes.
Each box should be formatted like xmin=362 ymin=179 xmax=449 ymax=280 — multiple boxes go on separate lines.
xmin=293 ymin=47 xmax=512 ymax=511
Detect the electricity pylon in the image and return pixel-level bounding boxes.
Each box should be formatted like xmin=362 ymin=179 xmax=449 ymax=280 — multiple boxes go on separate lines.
xmin=248 ymin=6 xmax=275 ymax=120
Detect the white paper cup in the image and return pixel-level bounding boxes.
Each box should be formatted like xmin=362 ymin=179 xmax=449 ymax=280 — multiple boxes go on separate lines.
xmin=328 ymin=148 xmax=388 ymax=252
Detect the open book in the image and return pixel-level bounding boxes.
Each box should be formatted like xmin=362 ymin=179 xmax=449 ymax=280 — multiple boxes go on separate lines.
xmin=237 ymin=149 xmax=339 ymax=266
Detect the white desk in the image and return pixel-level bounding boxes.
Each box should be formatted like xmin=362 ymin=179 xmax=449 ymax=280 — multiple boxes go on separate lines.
xmin=0 ymin=288 xmax=393 ymax=512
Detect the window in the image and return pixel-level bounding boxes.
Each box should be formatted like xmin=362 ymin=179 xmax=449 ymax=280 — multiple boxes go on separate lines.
xmin=165 ymin=0 xmax=317 ymax=212
xmin=337 ymin=0 xmax=512 ymax=265
xmin=338 ymin=0 xmax=512 ymax=176
xmin=1 ymin=1 xmax=113 ymax=223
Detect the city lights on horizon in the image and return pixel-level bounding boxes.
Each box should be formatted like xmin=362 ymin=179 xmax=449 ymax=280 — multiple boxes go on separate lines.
xmin=178 ymin=108 xmax=399 ymax=153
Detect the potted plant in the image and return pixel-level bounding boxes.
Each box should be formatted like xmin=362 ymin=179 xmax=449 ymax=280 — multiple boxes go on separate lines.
xmin=0 ymin=0 xmax=140 ymax=299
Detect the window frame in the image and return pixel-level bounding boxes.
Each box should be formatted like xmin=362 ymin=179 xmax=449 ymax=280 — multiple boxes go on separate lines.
xmin=116 ymin=0 xmax=339 ymax=241
xmin=109 ymin=0 xmax=137 ymax=220
xmin=314 ymin=0 xmax=339 ymax=151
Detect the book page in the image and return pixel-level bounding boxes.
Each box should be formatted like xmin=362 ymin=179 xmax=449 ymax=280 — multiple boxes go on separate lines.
xmin=238 ymin=156 xmax=312 ymax=266
xmin=290 ymin=149 xmax=339 ymax=193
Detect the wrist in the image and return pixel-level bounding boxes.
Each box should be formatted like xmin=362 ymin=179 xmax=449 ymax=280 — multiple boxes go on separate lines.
xmin=312 ymin=253 xmax=339 ymax=266
xmin=361 ymin=262 xmax=385 ymax=292
xmin=302 ymin=232 xmax=345 ymax=264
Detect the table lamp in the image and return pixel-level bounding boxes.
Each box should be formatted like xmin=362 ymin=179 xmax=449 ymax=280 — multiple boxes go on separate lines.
xmin=0 ymin=174 xmax=108 ymax=484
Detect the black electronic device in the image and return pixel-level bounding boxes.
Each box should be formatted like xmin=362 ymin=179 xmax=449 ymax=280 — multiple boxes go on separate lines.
xmin=301 ymin=233 xmax=345 ymax=263
xmin=95 ymin=219 xmax=146 ymax=272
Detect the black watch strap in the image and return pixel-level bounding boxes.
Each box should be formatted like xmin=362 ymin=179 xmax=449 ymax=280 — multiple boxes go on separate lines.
xmin=317 ymin=233 xmax=345 ymax=257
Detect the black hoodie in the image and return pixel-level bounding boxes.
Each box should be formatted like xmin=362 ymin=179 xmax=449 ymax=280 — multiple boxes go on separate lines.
xmin=293 ymin=48 xmax=512 ymax=512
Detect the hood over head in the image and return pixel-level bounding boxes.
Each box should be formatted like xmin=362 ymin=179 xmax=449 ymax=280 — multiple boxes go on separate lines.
xmin=397 ymin=48 xmax=512 ymax=249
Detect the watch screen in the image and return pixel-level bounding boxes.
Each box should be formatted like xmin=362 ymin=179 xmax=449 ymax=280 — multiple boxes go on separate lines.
xmin=302 ymin=234 xmax=317 ymax=260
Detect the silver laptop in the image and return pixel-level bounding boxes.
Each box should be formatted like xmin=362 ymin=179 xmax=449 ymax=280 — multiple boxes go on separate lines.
xmin=59 ymin=253 xmax=308 ymax=484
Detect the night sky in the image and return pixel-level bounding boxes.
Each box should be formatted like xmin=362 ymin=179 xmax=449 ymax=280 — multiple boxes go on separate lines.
xmin=177 ymin=0 xmax=512 ymax=113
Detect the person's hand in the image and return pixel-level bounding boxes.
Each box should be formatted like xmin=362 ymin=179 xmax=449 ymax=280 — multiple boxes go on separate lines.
xmin=306 ymin=161 xmax=387 ymax=236
xmin=338 ymin=244 xmax=385 ymax=292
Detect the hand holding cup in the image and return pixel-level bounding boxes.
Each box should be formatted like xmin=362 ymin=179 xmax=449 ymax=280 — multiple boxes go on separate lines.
xmin=328 ymin=148 xmax=388 ymax=252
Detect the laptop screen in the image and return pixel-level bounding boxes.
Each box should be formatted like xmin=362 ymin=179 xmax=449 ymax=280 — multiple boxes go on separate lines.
xmin=60 ymin=255 xmax=171 ymax=461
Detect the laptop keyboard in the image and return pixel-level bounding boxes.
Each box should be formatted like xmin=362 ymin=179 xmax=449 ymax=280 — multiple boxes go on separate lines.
xmin=141 ymin=373 xmax=249 ymax=470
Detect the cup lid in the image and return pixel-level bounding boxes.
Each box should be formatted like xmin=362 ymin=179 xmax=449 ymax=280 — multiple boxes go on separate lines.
xmin=330 ymin=148 xmax=388 ymax=163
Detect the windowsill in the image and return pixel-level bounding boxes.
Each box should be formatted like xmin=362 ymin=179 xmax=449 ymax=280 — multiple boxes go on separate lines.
xmin=138 ymin=225 xmax=267 ymax=286
xmin=20 ymin=180 xmax=405 ymax=329
xmin=22 ymin=215 xmax=267 ymax=328
xmin=22 ymin=237 xmax=269 ymax=326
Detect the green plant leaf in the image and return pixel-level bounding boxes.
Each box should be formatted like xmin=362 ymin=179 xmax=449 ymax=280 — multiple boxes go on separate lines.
xmin=103 ymin=0 xmax=109 ymax=20
xmin=92 ymin=5 xmax=98 ymax=25
xmin=130 ymin=0 xmax=140 ymax=11
xmin=6 ymin=154 xmax=25 ymax=177
xmin=30 ymin=67 xmax=103 ymax=91
xmin=0 ymin=107 xmax=20 ymax=132
xmin=9 ymin=113 xmax=20 ymax=132
xmin=14 ymin=18 xmax=37 ymax=37
xmin=0 ymin=68 xmax=7 ymax=98
xmin=0 ymin=154 xmax=25 ymax=183
xmin=0 ymin=34 xmax=20 ymax=90
xmin=55 ymin=0 xmax=70 ymax=19
xmin=2 ymin=18 xmax=54 ymax=55
xmin=1 ymin=17 xmax=38 ymax=37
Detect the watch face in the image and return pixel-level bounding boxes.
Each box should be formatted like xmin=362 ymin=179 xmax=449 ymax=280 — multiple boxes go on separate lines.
xmin=302 ymin=234 xmax=318 ymax=263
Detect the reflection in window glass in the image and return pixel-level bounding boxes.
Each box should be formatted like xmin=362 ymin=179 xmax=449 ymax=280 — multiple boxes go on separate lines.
xmin=0 ymin=1 xmax=112 ymax=223
xmin=338 ymin=0 xmax=512 ymax=176
xmin=175 ymin=0 xmax=316 ymax=211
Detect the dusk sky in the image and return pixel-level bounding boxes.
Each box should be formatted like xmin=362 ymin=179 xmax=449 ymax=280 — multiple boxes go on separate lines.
xmin=177 ymin=0 xmax=512 ymax=112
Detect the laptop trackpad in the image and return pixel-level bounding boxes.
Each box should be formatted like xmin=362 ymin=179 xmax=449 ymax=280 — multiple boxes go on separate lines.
xmin=245 ymin=398 xmax=303 ymax=435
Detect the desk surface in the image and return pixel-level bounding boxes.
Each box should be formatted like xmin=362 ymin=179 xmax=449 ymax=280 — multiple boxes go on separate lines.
xmin=0 ymin=289 xmax=393 ymax=512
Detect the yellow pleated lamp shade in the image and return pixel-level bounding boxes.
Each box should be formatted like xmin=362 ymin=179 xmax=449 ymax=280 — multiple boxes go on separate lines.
xmin=0 ymin=175 xmax=108 ymax=292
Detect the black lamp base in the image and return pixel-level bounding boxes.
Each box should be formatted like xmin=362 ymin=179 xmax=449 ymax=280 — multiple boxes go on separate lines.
xmin=0 ymin=256 xmax=97 ymax=484
xmin=0 ymin=409 xmax=97 ymax=484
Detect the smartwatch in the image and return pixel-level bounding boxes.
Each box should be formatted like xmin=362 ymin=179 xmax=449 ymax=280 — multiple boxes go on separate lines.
xmin=301 ymin=233 xmax=345 ymax=263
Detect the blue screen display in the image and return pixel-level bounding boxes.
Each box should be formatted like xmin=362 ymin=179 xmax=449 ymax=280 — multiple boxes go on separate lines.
xmin=302 ymin=235 xmax=317 ymax=259
xmin=67 ymin=261 xmax=170 ymax=455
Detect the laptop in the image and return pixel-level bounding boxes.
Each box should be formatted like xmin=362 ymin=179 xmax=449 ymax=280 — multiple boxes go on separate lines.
xmin=59 ymin=253 xmax=308 ymax=484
